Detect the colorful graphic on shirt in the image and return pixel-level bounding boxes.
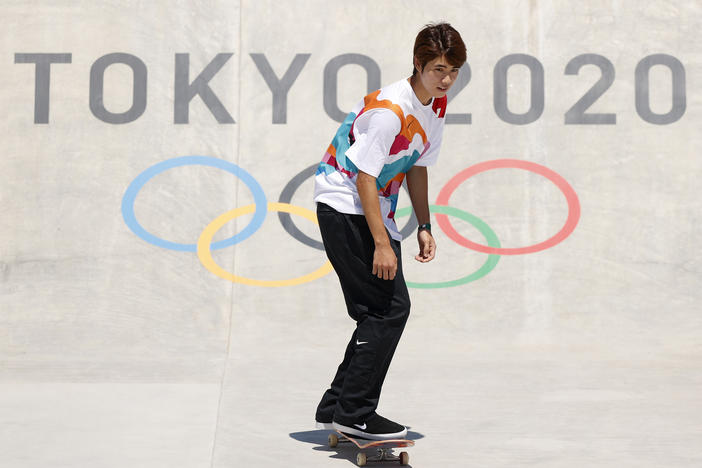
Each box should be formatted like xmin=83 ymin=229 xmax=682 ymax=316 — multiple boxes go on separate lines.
xmin=317 ymin=111 xmax=358 ymax=179
xmin=316 ymin=89 xmax=446 ymax=218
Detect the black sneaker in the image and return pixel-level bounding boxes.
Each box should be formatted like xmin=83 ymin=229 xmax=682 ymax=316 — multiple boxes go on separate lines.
xmin=333 ymin=413 xmax=407 ymax=440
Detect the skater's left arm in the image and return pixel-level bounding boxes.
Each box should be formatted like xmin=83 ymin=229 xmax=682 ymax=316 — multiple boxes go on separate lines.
xmin=406 ymin=165 xmax=436 ymax=263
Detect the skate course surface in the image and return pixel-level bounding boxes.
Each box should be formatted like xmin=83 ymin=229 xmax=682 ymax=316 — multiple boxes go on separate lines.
xmin=2 ymin=1 xmax=702 ymax=467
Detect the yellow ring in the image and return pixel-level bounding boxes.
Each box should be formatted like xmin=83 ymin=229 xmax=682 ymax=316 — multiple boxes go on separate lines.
xmin=197 ymin=202 xmax=333 ymax=287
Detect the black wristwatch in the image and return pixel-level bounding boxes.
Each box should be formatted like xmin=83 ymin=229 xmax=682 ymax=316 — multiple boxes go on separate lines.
xmin=418 ymin=223 xmax=431 ymax=232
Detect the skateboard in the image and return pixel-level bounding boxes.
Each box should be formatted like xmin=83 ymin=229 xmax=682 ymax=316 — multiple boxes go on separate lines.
xmin=328 ymin=430 xmax=414 ymax=466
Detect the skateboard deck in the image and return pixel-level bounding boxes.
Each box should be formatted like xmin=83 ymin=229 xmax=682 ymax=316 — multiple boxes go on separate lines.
xmin=328 ymin=430 xmax=414 ymax=466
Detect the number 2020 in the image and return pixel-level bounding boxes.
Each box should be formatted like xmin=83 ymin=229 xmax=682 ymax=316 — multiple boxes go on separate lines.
xmin=446 ymin=53 xmax=686 ymax=125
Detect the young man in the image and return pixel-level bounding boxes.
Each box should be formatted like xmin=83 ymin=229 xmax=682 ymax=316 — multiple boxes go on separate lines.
xmin=313 ymin=23 xmax=467 ymax=440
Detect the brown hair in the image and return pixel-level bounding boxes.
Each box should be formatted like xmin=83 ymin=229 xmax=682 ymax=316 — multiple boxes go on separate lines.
xmin=412 ymin=22 xmax=467 ymax=76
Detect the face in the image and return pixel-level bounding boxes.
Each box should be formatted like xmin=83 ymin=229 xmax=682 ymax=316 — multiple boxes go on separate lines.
xmin=414 ymin=55 xmax=461 ymax=99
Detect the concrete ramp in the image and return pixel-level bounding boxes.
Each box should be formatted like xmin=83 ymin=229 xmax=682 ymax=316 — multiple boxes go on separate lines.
xmin=2 ymin=1 xmax=701 ymax=467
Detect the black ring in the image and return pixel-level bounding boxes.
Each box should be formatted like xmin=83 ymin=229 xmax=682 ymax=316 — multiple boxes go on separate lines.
xmin=278 ymin=164 xmax=324 ymax=250
xmin=277 ymin=163 xmax=419 ymax=250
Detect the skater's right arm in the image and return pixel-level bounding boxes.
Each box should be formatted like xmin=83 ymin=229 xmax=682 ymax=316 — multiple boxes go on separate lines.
xmin=357 ymin=171 xmax=397 ymax=281
xmin=345 ymin=108 xmax=400 ymax=281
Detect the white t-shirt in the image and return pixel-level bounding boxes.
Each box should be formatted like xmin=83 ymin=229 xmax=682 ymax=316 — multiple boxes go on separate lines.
xmin=313 ymin=77 xmax=447 ymax=240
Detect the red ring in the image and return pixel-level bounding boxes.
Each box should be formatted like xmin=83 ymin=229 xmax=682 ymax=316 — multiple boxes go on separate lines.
xmin=435 ymin=159 xmax=580 ymax=255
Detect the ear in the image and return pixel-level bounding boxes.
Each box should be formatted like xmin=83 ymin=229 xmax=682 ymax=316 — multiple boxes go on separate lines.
xmin=413 ymin=56 xmax=421 ymax=73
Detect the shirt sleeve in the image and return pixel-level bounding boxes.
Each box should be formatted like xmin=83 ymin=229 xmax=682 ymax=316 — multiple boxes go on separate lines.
xmin=345 ymin=108 xmax=401 ymax=178
xmin=414 ymin=118 xmax=444 ymax=167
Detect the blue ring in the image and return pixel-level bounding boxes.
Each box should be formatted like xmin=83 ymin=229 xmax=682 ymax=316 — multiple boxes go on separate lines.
xmin=121 ymin=156 xmax=267 ymax=252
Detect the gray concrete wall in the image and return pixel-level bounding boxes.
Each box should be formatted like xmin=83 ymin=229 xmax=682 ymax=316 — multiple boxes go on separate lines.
xmin=1 ymin=1 xmax=701 ymax=467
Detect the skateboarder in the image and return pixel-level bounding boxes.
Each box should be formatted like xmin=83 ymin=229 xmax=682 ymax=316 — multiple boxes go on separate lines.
xmin=313 ymin=22 xmax=466 ymax=440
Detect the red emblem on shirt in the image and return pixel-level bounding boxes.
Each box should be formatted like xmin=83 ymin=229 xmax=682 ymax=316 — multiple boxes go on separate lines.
xmin=432 ymin=96 xmax=447 ymax=118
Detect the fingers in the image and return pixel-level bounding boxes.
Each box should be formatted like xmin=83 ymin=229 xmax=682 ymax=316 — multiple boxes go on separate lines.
xmin=415 ymin=235 xmax=436 ymax=262
xmin=425 ymin=242 xmax=436 ymax=261
xmin=415 ymin=252 xmax=431 ymax=262
xmin=416 ymin=252 xmax=434 ymax=262
xmin=373 ymin=250 xmax=397 ymax=280
xmin=374 ymin=265 xmax=393 ymax=279
xmin=374 ymin=262 xmax=397 ymax=280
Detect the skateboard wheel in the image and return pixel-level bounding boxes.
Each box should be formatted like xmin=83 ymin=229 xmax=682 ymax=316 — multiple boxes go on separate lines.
xmin=328 ymin=433 xmax=339 ymax=448
xmin=400 ymin=451 xmax=409 ymax=465
xmin=356 ymin=452 xmax=367 ymax=466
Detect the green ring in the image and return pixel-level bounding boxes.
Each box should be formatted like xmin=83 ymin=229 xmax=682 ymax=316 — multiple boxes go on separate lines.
xmin=396 ymin=205 xmax=502 ymax=289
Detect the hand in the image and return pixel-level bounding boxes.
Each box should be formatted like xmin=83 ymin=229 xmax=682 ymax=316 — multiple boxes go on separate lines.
xmin=415 ymin=229 xmax=436 ymax=263
xmin=372 ymin=243 xmax=397 ymax=280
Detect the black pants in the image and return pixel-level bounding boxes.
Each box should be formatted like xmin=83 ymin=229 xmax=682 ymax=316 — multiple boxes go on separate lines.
xmin=315 ymin=202 xmax=411 ymax=424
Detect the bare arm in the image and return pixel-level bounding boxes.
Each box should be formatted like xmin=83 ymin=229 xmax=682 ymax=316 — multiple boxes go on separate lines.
xmin=356 ymin=170 xmax=397 ymax=280
xmin=406 ymin=165 xmax=436 ymax=262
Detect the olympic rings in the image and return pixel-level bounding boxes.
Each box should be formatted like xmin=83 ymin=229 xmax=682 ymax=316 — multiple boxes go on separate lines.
xmin=435 ymin=159 xmax=581 ymax=255
xmin=197 ymin=202 xmax=333 ymax=287
xmin=122 ymin=155 xmax=581 ymax=288
xmin=277 ymin=163 xmax=418 ymax=250
xmin=121 ymin=156 xmax=267 ymax=252
xmin=396 ymin=205 xmax=501 ymax=289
